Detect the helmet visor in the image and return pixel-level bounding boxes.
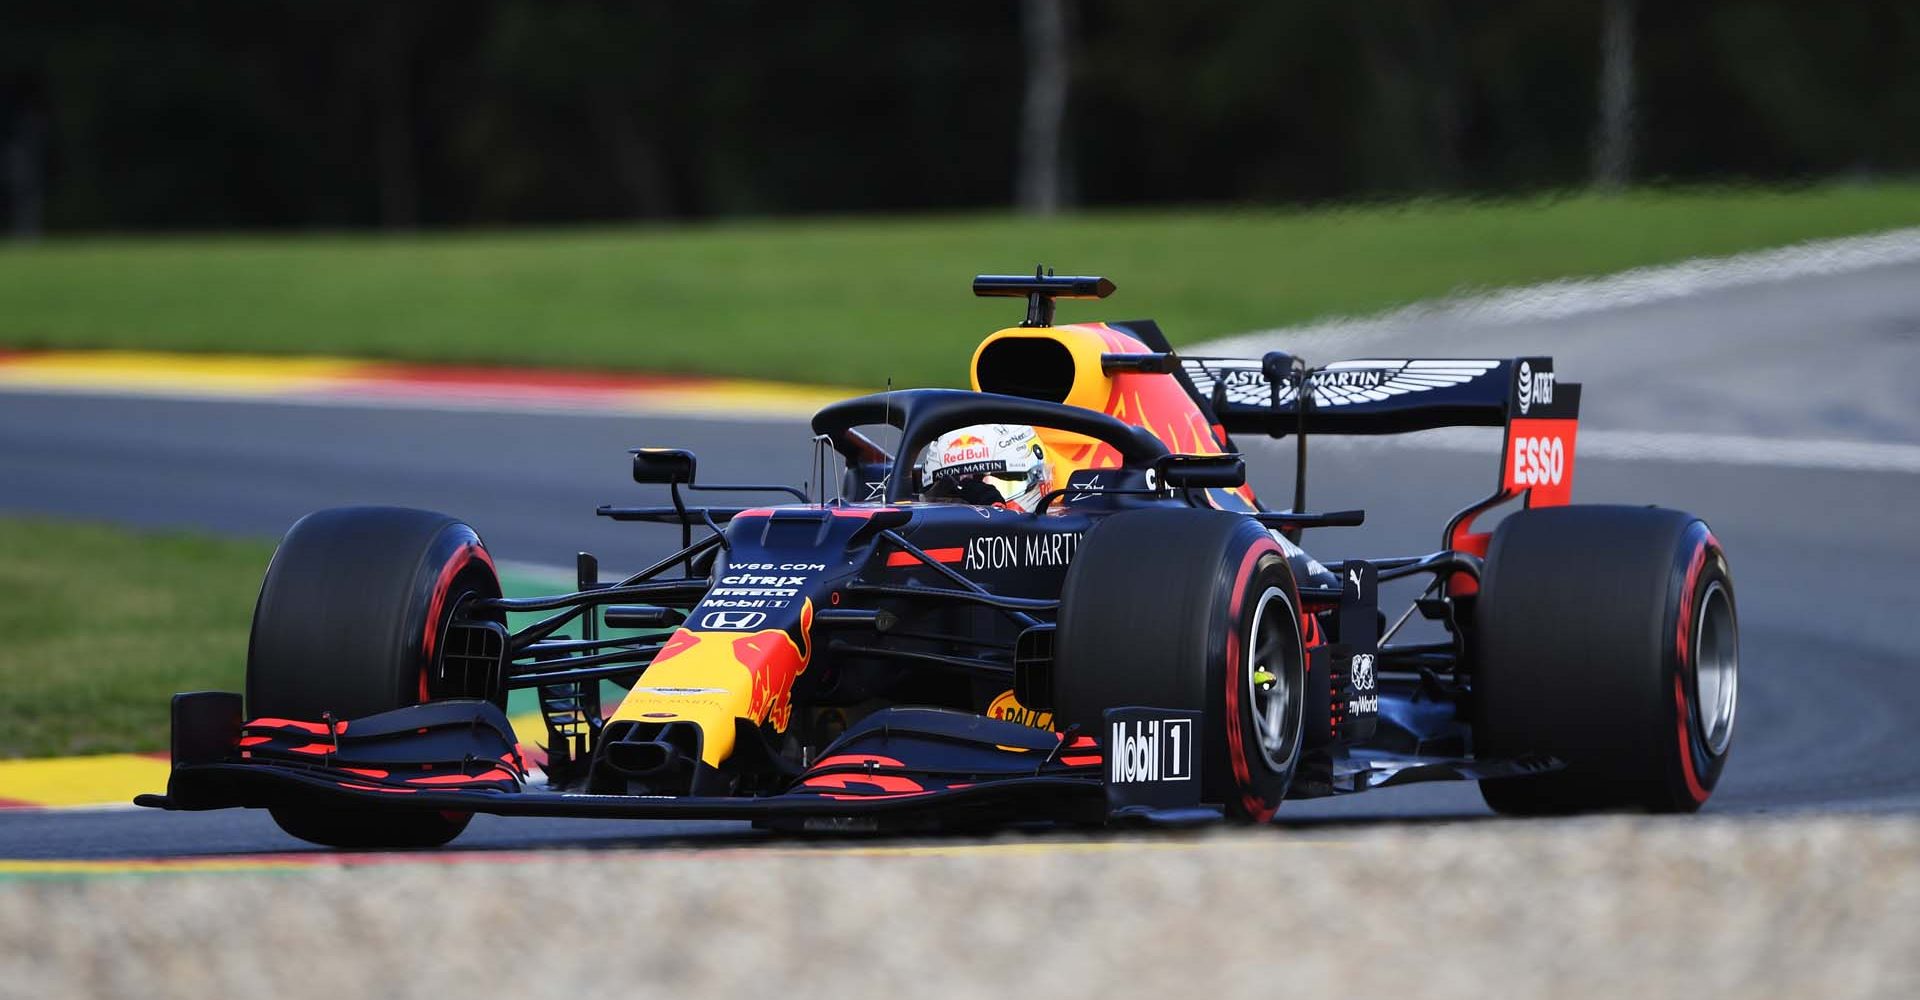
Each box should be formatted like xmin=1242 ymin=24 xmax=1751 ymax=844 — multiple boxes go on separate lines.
xmin=924 ymin=469 xmax=1037 ymax=505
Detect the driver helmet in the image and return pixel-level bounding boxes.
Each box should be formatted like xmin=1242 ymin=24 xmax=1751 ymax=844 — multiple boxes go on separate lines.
xmin=918 ymin=424 xmax=1053 ymax=512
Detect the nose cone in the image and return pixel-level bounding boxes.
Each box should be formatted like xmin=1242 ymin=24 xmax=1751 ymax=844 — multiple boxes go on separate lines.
xmin=608 ymin=599 xmax=816 ymax=767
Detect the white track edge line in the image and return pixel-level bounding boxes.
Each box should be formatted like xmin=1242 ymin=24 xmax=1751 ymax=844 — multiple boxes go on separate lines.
xmin=1193 ymin=225 xmax=1920 ymax=356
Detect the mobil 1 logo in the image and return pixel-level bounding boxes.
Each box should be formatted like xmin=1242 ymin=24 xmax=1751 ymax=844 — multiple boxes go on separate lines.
xmin=1111 ymin=716 xmax=1192 ymax=783
xmin=1102 ymin=707 xmax=1202 ymax=813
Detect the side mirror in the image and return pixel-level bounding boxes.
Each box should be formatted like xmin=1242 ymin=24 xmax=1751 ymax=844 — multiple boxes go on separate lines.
xmin=1154 ymin=453 xmax=1246 ymax=490
xmin=604 ymin=605 xmax=687 ymax=629
xmin=1100 ymin=352 xmax=1178 ymax=375
xmin=631 ymin=448 xmax=697 ymax=485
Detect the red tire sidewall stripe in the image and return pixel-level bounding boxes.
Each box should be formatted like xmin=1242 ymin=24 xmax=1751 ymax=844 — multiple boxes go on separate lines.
xmin=1224 ymin=533 xmax=1284 ymax=822
xmin=1672 ymin=530 xmax=1718 ymax=805
xmin=1673 ymin=675 xmax=1710 ymax=804
xmin=419 ymin=537 xmax=493 ymax=705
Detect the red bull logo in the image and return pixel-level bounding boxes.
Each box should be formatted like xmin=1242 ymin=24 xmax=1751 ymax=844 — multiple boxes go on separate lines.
xmin=635 ymin=598 xmax=816 ymax=733
xmin=940 ymin=433 xmax=991 ymax=467
xmin=958 ymin=323 xmax=1259 ymax=510
xmin=736 ymin=598 xmax=814 ymax=731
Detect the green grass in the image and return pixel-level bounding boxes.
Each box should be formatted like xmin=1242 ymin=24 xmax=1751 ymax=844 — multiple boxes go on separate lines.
xmin=0 ymin=517 xmax=270 ymax=758
xmin=3 ymin=183 xmax=1919 ymax=388
xmin=0 ymin=516 xmax=590 ymax=758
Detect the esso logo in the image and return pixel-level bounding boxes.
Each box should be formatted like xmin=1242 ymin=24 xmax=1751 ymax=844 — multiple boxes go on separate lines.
xmin=1512 ymin=435 xmax=1566 ymax=486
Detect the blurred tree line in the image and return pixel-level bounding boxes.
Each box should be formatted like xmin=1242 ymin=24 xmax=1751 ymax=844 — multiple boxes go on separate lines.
xmin=3 ymin=0 xmax=1916 ymax=233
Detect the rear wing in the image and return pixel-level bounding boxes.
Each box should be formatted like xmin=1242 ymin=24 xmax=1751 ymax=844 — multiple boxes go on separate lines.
xmin=1178 ymin=353 xmax=1582 ymax=581
xmin=1180 ymin=355 xmax=1578 ymax=441
xmin=1101 ymin=321 xmax=1581 ymax=513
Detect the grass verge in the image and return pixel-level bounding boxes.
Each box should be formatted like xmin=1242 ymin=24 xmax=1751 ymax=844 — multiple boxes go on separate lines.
xmin=0 ymin=516 xmax=580 ymax=759
xmin=0 ymin=517 xmax=269 ymax=759
xmin=2 ymin=182 xmax=1918 ymax=388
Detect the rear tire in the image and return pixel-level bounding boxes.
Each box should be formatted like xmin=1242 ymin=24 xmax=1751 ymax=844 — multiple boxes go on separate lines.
xmin=1054 ymin=509 xmax=1306 ymax=822
xmin=247 ymin=506 xmax=503 ymax=848
xmin=1474 ymin=505 xmax=1737 ymax=815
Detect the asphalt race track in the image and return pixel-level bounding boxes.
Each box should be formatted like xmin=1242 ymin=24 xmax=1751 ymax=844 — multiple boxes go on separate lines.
xmin=2 ymin=256 xmax=1917 ymax=858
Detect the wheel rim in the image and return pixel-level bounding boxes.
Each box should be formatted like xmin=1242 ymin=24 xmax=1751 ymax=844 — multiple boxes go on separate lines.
xmin=1692 ymin=580 xmax=1738 ymax=756
xmin=1246 ymin=586 xmax=1304 ymax=772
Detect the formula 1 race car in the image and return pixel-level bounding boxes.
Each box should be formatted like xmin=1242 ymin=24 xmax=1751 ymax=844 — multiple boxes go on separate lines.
xmin=139 ymin=272 xmax=1739 ymax=847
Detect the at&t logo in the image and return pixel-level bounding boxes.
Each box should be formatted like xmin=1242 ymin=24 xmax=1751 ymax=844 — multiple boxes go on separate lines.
xmin=1516 ymin=361 xmax=1555 ymax=415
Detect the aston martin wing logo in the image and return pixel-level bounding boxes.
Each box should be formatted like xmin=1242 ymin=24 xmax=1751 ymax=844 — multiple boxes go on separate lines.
xmin=1183 ymin=358 xmax=1501 ymax=408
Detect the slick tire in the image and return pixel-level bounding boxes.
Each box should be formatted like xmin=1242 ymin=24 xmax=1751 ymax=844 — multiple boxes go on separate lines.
xmin=247 ymin=506 xmax=504 ymax=848
xmin=1474 ymin=505 xmax=1737 ymax=815
xmin=1054 ymin=509 xmax=1306 ymax=822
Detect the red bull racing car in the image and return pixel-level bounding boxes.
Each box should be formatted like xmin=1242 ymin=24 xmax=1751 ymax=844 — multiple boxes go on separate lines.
xmin=139 ymin=272 xmax=1739 ymax=847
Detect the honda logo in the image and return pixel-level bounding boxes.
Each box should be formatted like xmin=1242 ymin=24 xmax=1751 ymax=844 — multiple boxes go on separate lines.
xmin=700 ymin=611 xmax=767 ymax=630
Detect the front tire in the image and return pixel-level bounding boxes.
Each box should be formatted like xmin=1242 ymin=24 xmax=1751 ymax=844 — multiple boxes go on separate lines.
xmin=1053 ymin=509 xmax=1306 ymax=822
xmin=247 ymin=506 xmax=503 ymax=848
xmin=1474 ymin=505 xmax=1737 ymax=815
